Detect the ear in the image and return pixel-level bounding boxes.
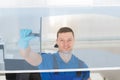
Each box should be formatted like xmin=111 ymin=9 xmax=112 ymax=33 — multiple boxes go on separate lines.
xmin=54 ymin=44 xmax=58 ymax=48
xmin=54 ymin=39 xmax=58 ymax=48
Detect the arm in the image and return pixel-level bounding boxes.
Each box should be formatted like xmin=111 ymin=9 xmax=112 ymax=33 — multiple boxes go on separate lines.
xmin=18 ymin=29 xmax=42 ymax=66
xmin=82 ymin=71 xmax=91 ymax=80
xmin=20 ymin=47 xmax=42 ymax=66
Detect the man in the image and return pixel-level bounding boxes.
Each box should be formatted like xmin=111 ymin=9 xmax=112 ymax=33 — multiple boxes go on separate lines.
xmin=18 ymin=27 xmax=91 ymax=80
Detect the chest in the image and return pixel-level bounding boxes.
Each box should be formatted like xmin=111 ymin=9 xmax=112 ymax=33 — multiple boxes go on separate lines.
xmin=52 ymin=55 xmax=79 ymax=69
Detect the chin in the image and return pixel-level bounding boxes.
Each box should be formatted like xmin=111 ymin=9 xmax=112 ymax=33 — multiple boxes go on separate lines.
xmin=62 ymin=50 xmax=71 ymax=53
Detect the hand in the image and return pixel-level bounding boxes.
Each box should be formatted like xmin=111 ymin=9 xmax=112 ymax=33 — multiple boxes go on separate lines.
xmin=18 ymin=29 xmax=35 ymax=49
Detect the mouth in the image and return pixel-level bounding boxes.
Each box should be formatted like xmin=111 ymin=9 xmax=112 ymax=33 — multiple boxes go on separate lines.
xmin=64 ymin=46 xmax=70 ymax=50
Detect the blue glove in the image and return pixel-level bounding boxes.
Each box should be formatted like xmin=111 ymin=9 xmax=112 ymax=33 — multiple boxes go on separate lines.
xmin=18 ymin=29 xmax=35 ymax=49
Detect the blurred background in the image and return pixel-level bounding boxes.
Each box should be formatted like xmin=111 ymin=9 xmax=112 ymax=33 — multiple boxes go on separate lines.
xmin=0 ymin=0 xmax=120 ymax=80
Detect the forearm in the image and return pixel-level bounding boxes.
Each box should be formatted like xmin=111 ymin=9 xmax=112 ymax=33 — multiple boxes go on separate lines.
xmin=19 ymin=47 xmax=42 ymax=66
xmin=20 ymin=47 xmax=31 ymax=58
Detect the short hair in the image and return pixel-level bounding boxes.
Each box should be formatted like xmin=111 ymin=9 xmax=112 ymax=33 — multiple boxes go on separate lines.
xmin=57 ymin=27 xmax=74 ymax=38
xmin=54 ymin=27 xmax=74 ymax=48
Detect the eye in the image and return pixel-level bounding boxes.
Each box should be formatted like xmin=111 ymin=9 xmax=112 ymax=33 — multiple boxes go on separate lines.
xmin=68 ymin=39 xmax=72 ymax=42
xmin=60 ymin=39 xmax=63 ymax=42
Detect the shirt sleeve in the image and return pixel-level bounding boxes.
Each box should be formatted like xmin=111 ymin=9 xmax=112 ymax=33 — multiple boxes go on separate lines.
xmin=82 ymin=71 xmax=90 ymax=79
xmin=38 ymin=53 xmax=53 ymax=69
xmin=78 ymin=58 xmax=89 ymax=68
xmin=73 ymin=71 xmax=90 ymax=80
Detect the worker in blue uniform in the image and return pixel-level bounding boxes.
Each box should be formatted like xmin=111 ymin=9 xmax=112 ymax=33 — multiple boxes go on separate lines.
xmin=18 ymin=27 xmax=91 ymax=80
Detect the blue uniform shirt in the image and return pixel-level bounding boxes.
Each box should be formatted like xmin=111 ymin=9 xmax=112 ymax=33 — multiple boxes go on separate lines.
xmin=38 ymin=52 xmax=90 ymax=80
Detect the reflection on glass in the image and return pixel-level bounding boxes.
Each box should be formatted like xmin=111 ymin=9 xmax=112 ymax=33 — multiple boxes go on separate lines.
xmin=1 ymin=14 xmax=120 ymax=72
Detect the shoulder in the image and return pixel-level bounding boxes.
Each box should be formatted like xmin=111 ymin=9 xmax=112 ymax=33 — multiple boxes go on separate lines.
xmin=78 ymin=59 xmax=88 ymax=68
xmin=40 ymin=52 xmax=58 ymax=59
xmin=73 ymin=55 xmax=88 ymax=68
xmin=41 ymin=52 xmax=52 ymax=56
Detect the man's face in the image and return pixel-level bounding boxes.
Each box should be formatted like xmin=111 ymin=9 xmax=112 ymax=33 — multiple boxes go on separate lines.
xmin=56 ymin=32 xmax=74 ymax=53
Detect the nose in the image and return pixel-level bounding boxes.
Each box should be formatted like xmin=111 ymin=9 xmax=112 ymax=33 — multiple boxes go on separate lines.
xmin=63 ymin=41 xmax=69 ymax=48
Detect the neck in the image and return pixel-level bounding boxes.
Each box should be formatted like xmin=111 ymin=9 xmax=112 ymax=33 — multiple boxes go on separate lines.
xmin=59 ymin=50 xmax=72 ymax=54
xmin=59 ymin=51 xmax=72 ymax=63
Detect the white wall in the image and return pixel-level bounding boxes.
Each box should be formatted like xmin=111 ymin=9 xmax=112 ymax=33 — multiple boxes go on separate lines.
xmin=42 ymin=14 xmax=120 ymax=42
xmin=0 ymin=0 xmax=120 ymax=8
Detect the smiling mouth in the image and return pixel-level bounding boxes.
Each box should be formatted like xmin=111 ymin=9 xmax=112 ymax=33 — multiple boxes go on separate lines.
xmin=64 ymin=46 xmax=70 ymax=49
